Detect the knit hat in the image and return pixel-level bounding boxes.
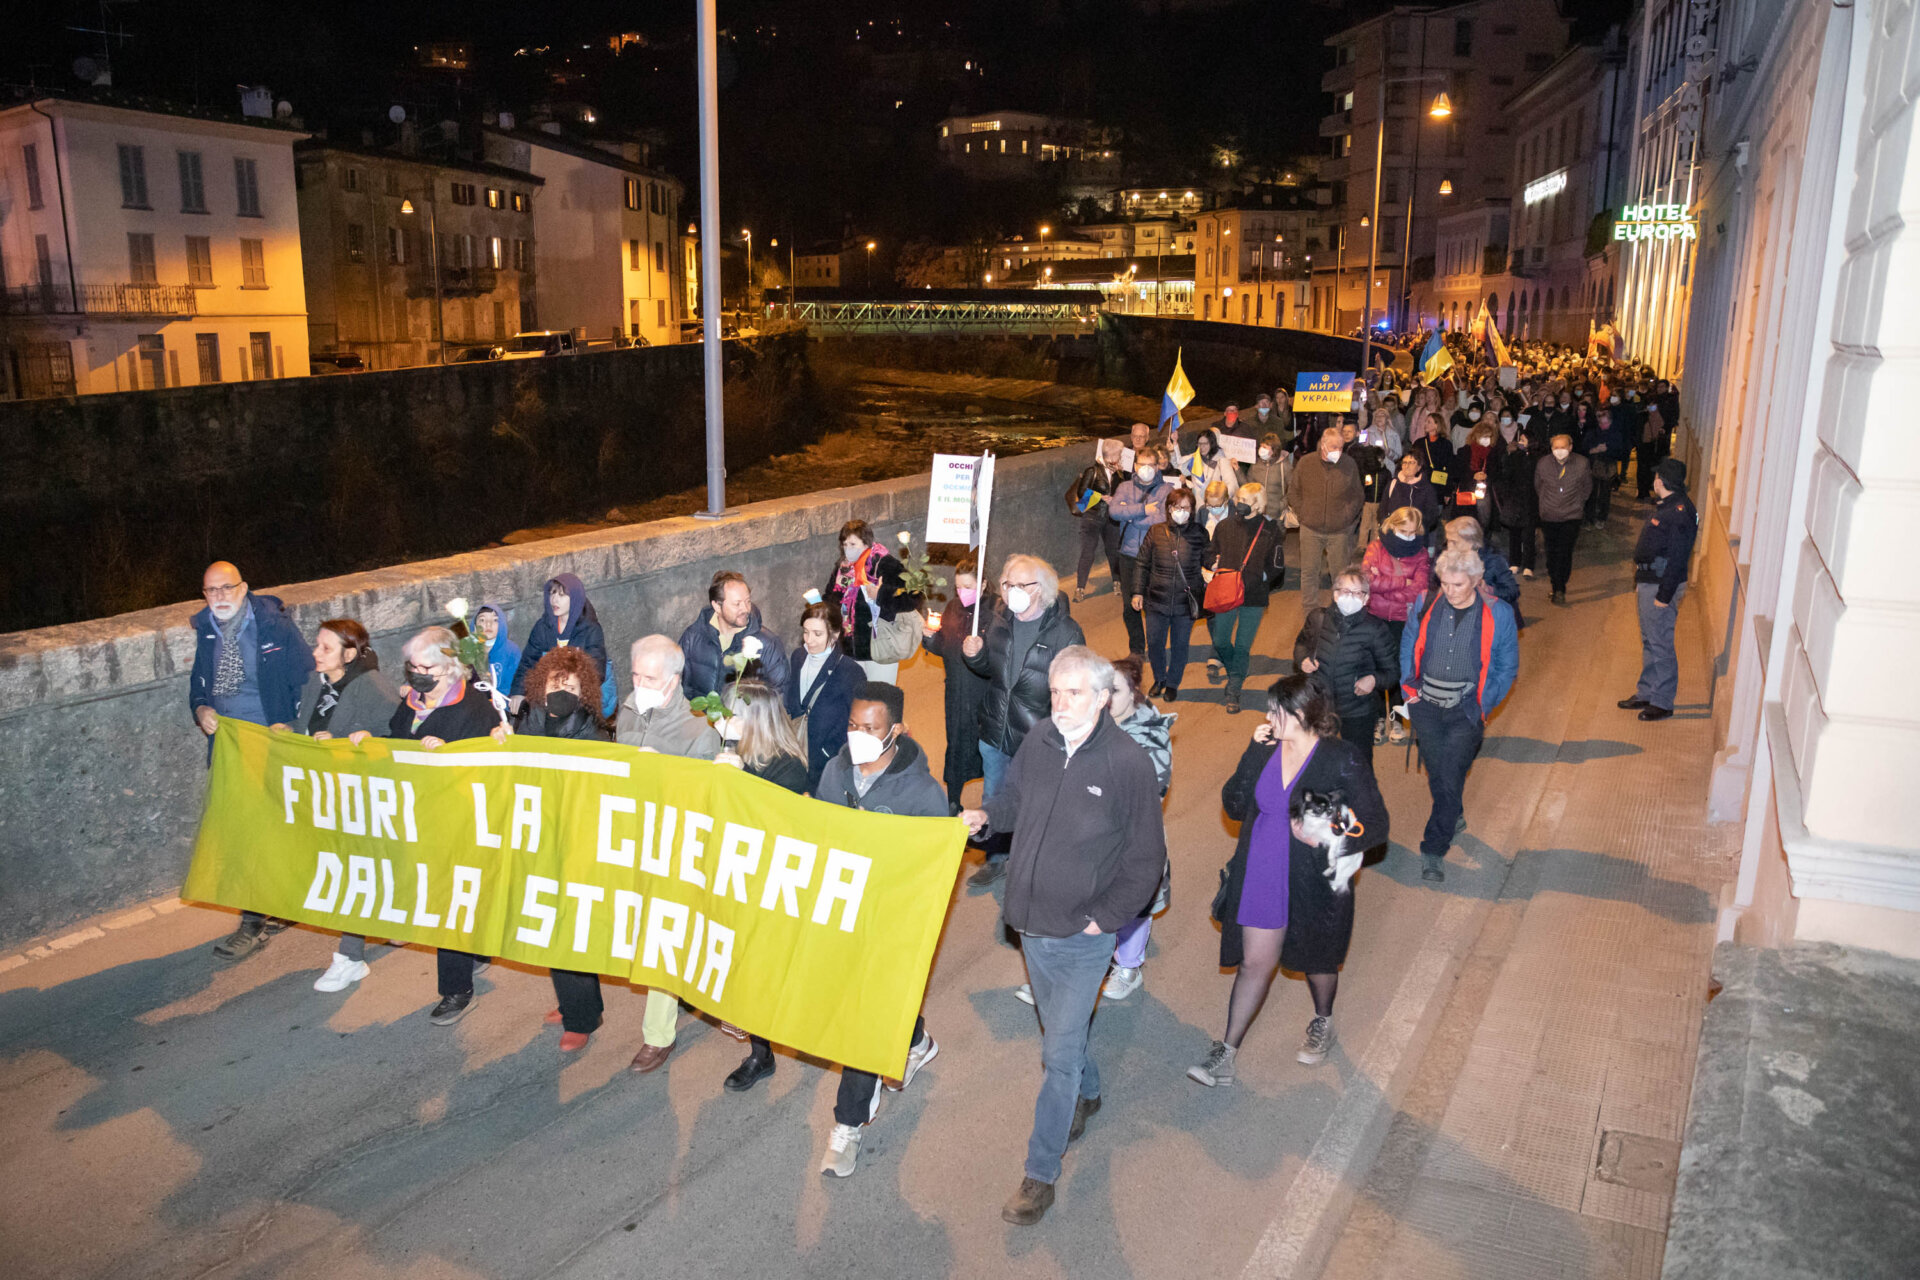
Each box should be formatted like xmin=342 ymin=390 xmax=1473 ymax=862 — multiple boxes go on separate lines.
xmin=1655 ymin=458 xmax=1687 ymax=493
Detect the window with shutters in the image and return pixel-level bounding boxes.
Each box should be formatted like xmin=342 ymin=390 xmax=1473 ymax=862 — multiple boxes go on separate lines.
xmin=344 ymin=167 xmax=361 ymax=192
xmin=249 ymin=332 xmax=271 ymax=380
xmin=239 ymin=238 xmax=266 ymax=287
xmin=119 ymin=145 xmax=150 ymax=207
xmin=485 ymin=187 xmax=502 ymax=208
xmin=234 ymin=157 xmax=261 ymax=216
xmin=629 ymin=239 xmax=641 ymax=270
xmin=346 ymin=223 xmax=366 ymax=263
xmin=128 ymin=232 xmax=157 ymax=283
xmin=387 ymin=225 xmax=408 ymax=265
xmin=653 ymin=241 xmax=665 ymax=273
xmin=23 ymin=143 xmax=45 ymax=209
xmin=624 ymin=178 xmax=641 ymax=210
xmin=488 ymin=236 xmax=503 ymax=269
xmin=449 ymin=182 xmax=476 ymax=205
xmin=512 ymin=192 xmax=528 ymax=213
xmin=196 ymin=333 xmax=222 ymax=383
xmin=178 ymin=151 xmax=207 ymax=212
xmin=185 ymin=235 xmax=214 ymax=285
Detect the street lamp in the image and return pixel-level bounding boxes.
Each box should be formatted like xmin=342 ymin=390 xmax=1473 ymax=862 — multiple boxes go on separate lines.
xmin=1361 ymin=83 xmax=1454 ymax=379
xmin=741 ymin=228 xmax=752 ymax=309
xmin=398 ymin=194 xmax=444 ymax=364
xmin=865 ymin=240 xmax=876 ymax=292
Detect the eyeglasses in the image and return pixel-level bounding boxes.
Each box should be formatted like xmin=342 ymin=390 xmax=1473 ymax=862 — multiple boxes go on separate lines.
xmin=1002 ymin=580 xmax=1040 ymax=593
xmin=202 ymin=582 xmax=244 ymax=598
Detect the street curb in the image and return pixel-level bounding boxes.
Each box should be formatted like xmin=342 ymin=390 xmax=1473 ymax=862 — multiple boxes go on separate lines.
xmin=0 ymin=893 xmax=192 ymax=972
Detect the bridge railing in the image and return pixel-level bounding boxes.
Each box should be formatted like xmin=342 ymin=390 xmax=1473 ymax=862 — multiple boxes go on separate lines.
xmin=770 ymin=298 xmax=1101 ymax=337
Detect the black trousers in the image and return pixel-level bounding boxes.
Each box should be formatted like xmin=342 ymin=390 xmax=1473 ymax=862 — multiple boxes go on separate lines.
xmin=835 ymin=1015 xmax=926 ymax=1127
xmin=1118 ymin=554 xmax=1146 ymax=654
xmin=1075 ymin=514 xmax=1122 ymax=591
xmin=1409 ymin=699 xmax=1484 ymax=859
xmin=1635 ymin=441 xmax=1661 ymax=498
xmin=551 ymin=968 xmax=604 ymax=1033
xmin=1505 ymin=517 xmax=1537 ymax=571
xmin=438 ymin=949 xmax=482 ymax=997
xmin=1339 ymin=713 xmax=1378 ymax=773
xmin=1585 ymin=461 xmax=1614 ymax=522
xmin=1541 ymin=519 xmax=1581 ymax=592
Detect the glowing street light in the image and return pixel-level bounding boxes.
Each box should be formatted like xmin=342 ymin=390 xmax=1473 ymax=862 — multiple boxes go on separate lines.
xmin=1428 ymin=92 xmax=1453 ymax=118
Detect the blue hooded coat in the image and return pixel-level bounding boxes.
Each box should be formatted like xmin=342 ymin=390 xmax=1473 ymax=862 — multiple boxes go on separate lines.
xmin=512 ymin=573 xmax=613 ymax=709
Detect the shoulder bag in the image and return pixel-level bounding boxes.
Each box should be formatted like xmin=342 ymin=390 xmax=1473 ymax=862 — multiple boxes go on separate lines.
xmin=1203 ymin=521 xmax=1263 ymax=614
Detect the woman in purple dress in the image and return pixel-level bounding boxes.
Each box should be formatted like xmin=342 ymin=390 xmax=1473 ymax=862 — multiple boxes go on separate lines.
xmin=1190 ymin=675 xmax=1389 ymax=1086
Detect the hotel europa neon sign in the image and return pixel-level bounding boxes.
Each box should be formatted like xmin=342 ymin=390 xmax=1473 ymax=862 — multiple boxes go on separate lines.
xmin=1613 ymin=203 xmax=1698 ymax=242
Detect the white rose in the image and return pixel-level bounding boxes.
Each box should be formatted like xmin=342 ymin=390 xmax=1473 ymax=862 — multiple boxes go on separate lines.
xmin=897 ymin=530 xmax=912 ymax=546
xmin=446 ymin=596 xmax=470 ymax=620
xmin=740 ymin=635 xmax=764 ymax=658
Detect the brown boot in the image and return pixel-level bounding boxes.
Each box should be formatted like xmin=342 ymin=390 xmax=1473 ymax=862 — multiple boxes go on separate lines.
xmin=1002 ymin=1176 xmax=1055 ymax=1225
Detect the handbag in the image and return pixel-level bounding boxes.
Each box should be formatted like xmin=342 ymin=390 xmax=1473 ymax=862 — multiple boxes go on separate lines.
xmin=1203 ymin=522 xmax=1263 ymax=614
xmin=868 ymin=605 xmax=920 ymax=664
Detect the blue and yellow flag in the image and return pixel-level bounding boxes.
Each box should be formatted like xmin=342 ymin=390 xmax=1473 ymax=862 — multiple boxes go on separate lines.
xmin=1419 ymin=332 xmax=1454 ymax=384
xmin=1181 ymin=449 xmax=1207 ymax=481
xmin=1160 ymin=350 xmax=1195 ymax=430
xmin=1073 ymin=488 xmax=1105 ymax=514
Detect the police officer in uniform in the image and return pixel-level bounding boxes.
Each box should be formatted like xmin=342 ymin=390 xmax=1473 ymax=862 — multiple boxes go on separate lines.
xmin=1619 ymin=458 xmax=1698 ymax=722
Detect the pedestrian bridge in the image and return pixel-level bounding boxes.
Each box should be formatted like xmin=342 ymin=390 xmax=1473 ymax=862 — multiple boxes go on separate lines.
xmin=768 ymin=295 xmax=1103 ymax=337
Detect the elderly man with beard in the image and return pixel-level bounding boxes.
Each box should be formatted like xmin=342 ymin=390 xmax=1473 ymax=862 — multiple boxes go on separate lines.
xmin=190 ymin=560 xmax=314 ymax=961
xmin=962 ymin=647 xmax=1166 ymax=1227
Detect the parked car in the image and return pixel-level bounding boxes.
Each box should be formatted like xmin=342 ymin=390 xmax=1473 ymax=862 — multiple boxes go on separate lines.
xmin=309 ymin=352 xmax=366 ymax=375
xmin=451 ymin=345 xmax=505 ymax=363
xmin=500 ymin=330 xmax=579 ymax=359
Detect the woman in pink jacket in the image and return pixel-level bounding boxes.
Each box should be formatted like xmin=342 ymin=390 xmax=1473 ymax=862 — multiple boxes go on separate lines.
xmin=1360 ymin=505 xmax=1432 ymax=743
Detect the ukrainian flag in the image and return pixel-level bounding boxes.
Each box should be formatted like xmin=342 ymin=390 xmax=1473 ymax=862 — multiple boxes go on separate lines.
xmin=1182 ymin=449 xmax=1207 ymax=481
xmin=1419 ymin=332 xmax=1454 ymax=383
xmin=1160 ymin=350 xmax=1195 ymax=431
xmin=1073 ymin=488 xmax=1106 ymax=514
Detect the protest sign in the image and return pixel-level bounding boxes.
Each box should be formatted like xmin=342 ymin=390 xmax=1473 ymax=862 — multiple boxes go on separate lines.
xmin=1294 ymin=372 xmax=1356 ymax=413
xmin=926 ymin=454 xmax=981 ymax=544
xmin=1216 ymin=435 xmax=1257 ymax=465
xmin=183 ymin=721 xmax=967 ymax=1076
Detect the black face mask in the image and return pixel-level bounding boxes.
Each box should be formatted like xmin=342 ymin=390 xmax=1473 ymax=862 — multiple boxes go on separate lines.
xmin=545 ymin=690 xmax=581 ymax=720
xmin=405 ymin=669 xmax=437 ymax=693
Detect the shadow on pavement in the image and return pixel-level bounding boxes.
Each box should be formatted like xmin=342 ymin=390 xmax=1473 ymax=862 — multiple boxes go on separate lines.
xmin=1480 ymin=736 xmax=1644 ymax=765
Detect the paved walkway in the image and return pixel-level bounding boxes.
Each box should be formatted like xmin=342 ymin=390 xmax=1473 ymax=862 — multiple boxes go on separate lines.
xmin=0 ymin=497 xmax=1731 ymax=1280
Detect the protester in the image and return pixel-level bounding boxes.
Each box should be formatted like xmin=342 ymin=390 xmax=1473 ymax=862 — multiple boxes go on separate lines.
xmin=1619 ymin=459 xmax=1698 ymax=722
xmin=1365 ymin=405 xmax=1404 ymax=469
xmin=1201 ymin=480 xmax=1234 ymax=539
xmin=1635 ymin=401 xmax=1669 ymax=501
xmin=784 ymin=599 xmax=865 ymax=792
xmin=1345 ymin=418 xmax=1388 ymax=548
xmin=1246 ymin=433 xmax=1290 ymax=525
xmin=280 ymin=617 xmax=398 ymax=992
xmin=712 ymin=678 xmax=812 ymax=1093
xmin=1132 ymin=485 xmax=1209 ymax=701
xmin=1583 ymin=406 xmax=1625 ymax=525
xmin=1205 ymin=482 xmax=1285 ymax=713
xmin=1363 ymin=505 xmax=1432 ymax=745
xmin=192 ymin=560 xmax=314 ymax=962
xmin=1408 ymin=412 xmax=1456 ymax=490
xmin=369 ymin=627 xmax=501 ymax=1024
xmin=1100 ymin=655 xmax=1174 ymax=1001
xmin=960 ymin=556 xmax=1085 ymax=887
xmin=1292 ymin=428 xmax=1365 ymax=612
xmin=1443 ymin=517 xmax=1522 ymax=615
xmin=1380 ymin=451 xmax=1444 ymax=542
xmin=1493 ymin=423 xmax=1543 ymax=578
xmin=1293 ymin=570 xmax=1398 ymax=765
xmin=473 ymin=604 xmax=521 ymax=694
xmin=815 ymin=681 xmax=948 ymax=1176
xmin=617 ymin=635 xmax=724 ymax=1071
xmin=1184 ymin=428 xmax=1242 ymax=498
xmin=1190 ymin=674 xmax=1389 ymax=1085
xmin=511 ymin=574 xmax=612 ymax=713
xmin=1107 ymin=446 xmax=1173 ymax=657
xmin=1399 ymin=550 xmax=1521 ymax=882
xmin=1456 ymin=420 xmax=1506 ymax=532
xmin=679 ymin=570 xmax=790 ymax=701
xmin=919 ymin=557 xmax=992 ymax=810
xmin=1067 ymin=441 xmax=1126 ymax=603
xmin=828 ymin=520 xmax=915 ymax=682
xmin=1535 ymin=433 xmax=1594 ymax=605
xmin=961 ymin=648 xmax=1166 ymax=1226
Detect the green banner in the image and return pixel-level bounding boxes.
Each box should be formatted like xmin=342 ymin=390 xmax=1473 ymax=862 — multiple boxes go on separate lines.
xmin=183 ymin=720 xmax=966 ymax=1076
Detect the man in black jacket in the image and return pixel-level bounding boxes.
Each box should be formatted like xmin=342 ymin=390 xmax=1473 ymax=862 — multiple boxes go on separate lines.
xmin=1067 ymin=441 xmax=1126 ymax=603
xmin=1619 ymin=459 xmax=1698 ymax=721
xmin=962 ymin=647 xmax=1166 ymax=1227
xmin=960 ymin=556 xmax=1085 ymax=887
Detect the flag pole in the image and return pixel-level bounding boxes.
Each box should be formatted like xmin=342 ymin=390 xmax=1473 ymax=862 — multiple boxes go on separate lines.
xmin=971 ymin=450 xmax=993 ymax=639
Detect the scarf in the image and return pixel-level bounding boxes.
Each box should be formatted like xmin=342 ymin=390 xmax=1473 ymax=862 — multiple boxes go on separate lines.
xmin=210 ymin=607 xmax=247 ymax=698
xmin=833 ymin=545 xmax=881 ymax=624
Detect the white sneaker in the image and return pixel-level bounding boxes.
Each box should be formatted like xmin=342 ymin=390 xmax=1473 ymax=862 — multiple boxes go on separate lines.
xmin=1102 ymin=966 xmax=1144 ymax=1000
xmin=1013 ymin=983 xmax=1035 ymax=1006
xmin=886 ymin=1035 xmax=940 ymax=1092
xmin=821 ymin=1123 xmax=863 ymax=1178
xmin=313 ymin=953 xmax=370 ymax=993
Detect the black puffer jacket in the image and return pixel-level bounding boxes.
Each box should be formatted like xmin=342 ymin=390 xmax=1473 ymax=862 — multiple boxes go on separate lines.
xmin=1293 ymin=606 xmax=1400 ymax=721
xmin=963 ymin=593 xmax=1086 ymax=756
xmin=1135 ymin=519 xmax=1209 ymax=618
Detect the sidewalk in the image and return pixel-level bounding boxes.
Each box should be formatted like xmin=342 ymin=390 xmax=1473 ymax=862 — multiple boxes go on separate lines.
xmin=1319 ymin=515 xmax=1739 ymax=1280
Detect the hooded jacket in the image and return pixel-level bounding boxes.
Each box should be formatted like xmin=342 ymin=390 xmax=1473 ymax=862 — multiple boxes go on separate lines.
xmin=476 ymin=602 xmax=522 ymax=694
xmin=981 ymin=713 xmax=1167 ymax=938
xmin=678 ymin=602 xmax=792 ymax=701
xmin=963 ymin=592 xmax=1085 ymax=757
xmin=512 ymin=574 xmax=610 ymax=699
xmin=1112 ymin=701 xmax=1175 ymax=796
xmin=189 ymin=592 xmax=313 ymax=726
xmin=815 ymin=734 xmax=950 ymax=818
xmin=293 ymin=653 xmax=400 ymax=737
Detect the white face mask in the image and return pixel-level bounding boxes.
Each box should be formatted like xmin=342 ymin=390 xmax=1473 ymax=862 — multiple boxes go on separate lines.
xmin=1171 ymin=509 xmax=1191 ymax=525
xmin=1135 ymin=466 xmax=1157 ymax=484
xmin=1257 ymin=447 xmax=1272 ymax=461
xmin=1004 ymin=586 xmax=1034 ymax=615
xmin=1552 ymin=447 xmax=1571 ymax=462
xmin=843 ymin=542 xmax=863 ymax=563
xmin=1335 ymin=594 xmax=1366 ymax=616
xmin=1468 ymin=410 xmax=1482 ymax=421
xmin=846 ymin=727 xmax=894 ymax=766
xmin=1324 ymin=450 xmax=1342 ymax=465
xmin=631 ymin=684 xmax=669 ymax=713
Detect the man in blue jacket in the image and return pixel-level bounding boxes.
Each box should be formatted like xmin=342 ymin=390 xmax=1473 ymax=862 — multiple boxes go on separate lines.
xmin=677 ymin=570 xmax=791 ymax=701
xmin=1399 ymin=549 xmax=1520 ymax=883
xmin=1619 ymin=458 xmax=1698 ymax=721
xmin=189 ymin=560 xmax=314 ymax=960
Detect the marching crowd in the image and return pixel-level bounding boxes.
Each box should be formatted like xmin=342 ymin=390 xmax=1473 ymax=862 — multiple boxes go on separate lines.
xmin=184 ymin=337 xmax=1696 ymax=1227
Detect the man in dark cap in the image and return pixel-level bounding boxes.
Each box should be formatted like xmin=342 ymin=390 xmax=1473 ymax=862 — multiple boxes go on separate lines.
xmin=1619 ymin=458 xmax=1698 ymax=721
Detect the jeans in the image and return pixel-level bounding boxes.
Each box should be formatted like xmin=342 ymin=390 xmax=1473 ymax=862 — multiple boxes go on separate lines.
xmin=1022 ymin=929 xmax=1118 ymax=1184
xmin=1075 ymin=515 xmax=1122 ymax=591
xmin=1145 ymin=610 xmax=1195 ymax=690
xmin=1541 ymin=519 xmax=1582 ymax=592
xmin=1635 ymin=583 xmax=1685 ymax=710
xmin=1209 ymin=604 xmax=1265 ymax=694
xmin=1298 ymin=527 xmax=1355 ymax=613
xmin=1409 ymin=699 xmax=1484 ymax=859
xmin=836 ymin=1016 xmax=927 ymax=1126
xmin=1114 ymin=916 xmax=1151 ymax=969
xmin=438 ymin=949 xmax=481 ymax=998
xmin=1118 ymin=554 xmax=1146 ymax=653
xmin=551 ymin=969 xmax=604 ymax=1034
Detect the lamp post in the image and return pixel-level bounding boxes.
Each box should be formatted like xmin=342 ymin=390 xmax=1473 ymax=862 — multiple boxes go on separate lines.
xmin=1360 ymin=79 xmax=1454 ymax=381
xmin=865 ymin=240 xmax=876 ymax=293
xmin=694 ymin=0 xmax=727 ymax=518
xmin=741 ymin=228 xmax=752 ymax=311
xmin=398 ymin=193 xmax=443 ymax=364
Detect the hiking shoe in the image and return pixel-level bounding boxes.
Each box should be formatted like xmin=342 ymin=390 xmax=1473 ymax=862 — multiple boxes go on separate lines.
xmin=1187 ymin=1039 xmax=1236 ymax=1087
xmin=968 ymin=860 xmax=1007 ymax=889
xmin=1206 ymin=659 xmax=1226 ymax=685
xmin=1102 ymin=966 xmax=1144 ymax=1000
xmin=821 ymin=1123 xmax=864 ymax=1178
xmin=1069 ymin=1094 xmax=1101 ymax=1142
xmin=1298 ymin=1016 xmax=1335 ymax=1065
xmin=724 ymin=1053 xmax=775 ymax=1092
xmin=1421 ymin=856 xmax=1446 ymax=883
xmin=211 ymin=926 xmax=267 ymax=961
xmin=1002 ymin=1176 xmax=1055 ymax=1225
xmin=887 ymin=1035 xmax=939 ymax=1092
xmin=428 ymin=992 xmax=474 ymax=1026
xmin=1013 ymin=983 xmax=1035 ymax=1006
xmin=313 ymin=953 xmax=370 ymax=992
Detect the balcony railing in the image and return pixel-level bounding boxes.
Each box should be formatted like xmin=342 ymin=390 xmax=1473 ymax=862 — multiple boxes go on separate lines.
xmin=1 ymin=282 xmax=199 ymax=317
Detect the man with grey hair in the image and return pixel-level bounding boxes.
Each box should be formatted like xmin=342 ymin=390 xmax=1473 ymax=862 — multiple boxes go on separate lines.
xmin=617 ymin=634 xmax=723 ymax=1072
xmin=962 ymin=646 xmax=1166 ymax=1226
xmin=1399 ymin=548 xmax=1520 ymax=882
xmin=1292 ymin=427 xmax=1366 ymax=611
